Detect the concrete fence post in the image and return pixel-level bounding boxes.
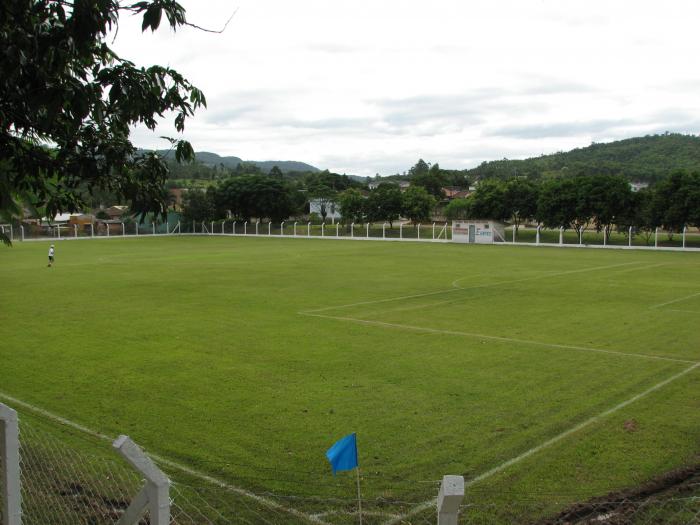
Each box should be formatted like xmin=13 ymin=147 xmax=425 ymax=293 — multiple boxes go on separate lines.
xmin=192 ymin=220 xmax=195 ymax=233
xmin=76 ymin=224 xmax=79 ymax=238
xmin=513 ymin=224 xmax=517 ymax=243
xmin=91 ymin=223 xmax=94 ymax=238
xmin=294 ymin=222 xmax=298 ymax=236
xmin=400 ymin=223 xmax=403 ymax=239
xmin=9 ymin=225 xmax=12 ymax=243
xmin=445 ymin=222 xmax=449 ymax=240
xmin=307 ymin=222 xmax=311 ymax=237
xmin=603 ymin=226 xmax=607 ymax=246
xmin=244 ymin=221 xmax=248 ymax=235
xmin=383 ymin=223 xmax=387 ymax=239
xmin=336 ymin=223 xmax=340 ymax=237
xmin=106 ymin=223 xmax=110 ymax=237
xmin=351 ymin=223 xmax=355 ymax=238
xmin=536 ymin=225 xmax=541 ymax=245
xmin=221 ymin=220 xmax=225 ymax=235
xmin=233 ymin=221 xmax=237 ymax=235
xmin=578 ymin=228 xmax=583 ymax=246
xmin=121 ymin=223 xmax=125 ymax=236
xmin=20 ymin=226 xmax=24 ymax=242
xmin=57 ymin=224 xmax=61 ymax=240
xmin=256 ymin=221 xmax=259 ymax=235
xmin=366 ymin=222 xmax=370 ymax=238
xmin=113 ymin=435 xmax=170 ymax=525
xmin=281 ymin=222 xmax=285 ymax=237
xmin=433 ymin=222 xmax=436 ymax=240
xmin=1 ymin=403 xmax=21 ymax=525
xmin=417 ymin=223 xmax=420 ymax=239
xmin=268 ymin=222 xmax=271 ymax=236
xmin=322 ymin=223 xmax=325 ymax=237
xmin=655 ymin=227 xmax=658 ymax=248
xmin=559 ymin=226 xmax=563 ymax=245
xmin=437 ymin=475 xmax=465 ymax=525
xmin=166 ymin=220 xmax=169 ymax=235
xmin=629 ymin=226 xmax=633 ymax=247
xmin=683 ymin=226 xmax=687 ymax=249
xmin=210 ymin=221 xmax=214 ymax=234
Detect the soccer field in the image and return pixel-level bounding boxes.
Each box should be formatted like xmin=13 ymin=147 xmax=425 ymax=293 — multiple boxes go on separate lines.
xmin=1 ymin=236 xmax=699 ymax=523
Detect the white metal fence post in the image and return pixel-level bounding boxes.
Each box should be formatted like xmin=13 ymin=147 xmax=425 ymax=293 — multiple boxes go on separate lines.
xmin=57 ymin=224 xmax=61 ymax=240
xmin=417 ymin=224 xmax=420 ymax=239
xmin=336 ymin=223 xmax=340 ymax=237
xmin=76 ymin=224 xmax=79 ymax=238
xmin=437 ymin=475 xmax=465 ymax=525
xmin=281 ymin=221 xmax=285 ymax=236
xmin=210 ymin=221 xmax=214 ymax=234
xmin=91 ymin=223 xmax=94 ymax=238
xmin=307 ymin=222 xmax=311 ymax=237
xmin=322 ymin=223 xmax=325 ymax=237
xmin=152 ymin=223 xmax=155 ymax=235
xmin=446 ymin=222 xmax=449 ymax=240
xmin=268 ymin=222 xmax=271 ymax=236
xmin=513 ymin=224 xmax=517 ymax=243
xmin=1 ymin=403 xmax=21 ymax=525
xmin=366 ymin=222 xmax=370 ymax=238
xmin=233 ymin=221 xmax=237 ymax=235
xmin=192 ymin=220 xmax=195 ymax=233
xmin=559 ymin=226 xmax=563 ymax=245
xmin=255 ymin=221 xmax=259 ymax=235
xmin=294 ymin=222 xmax=298 ymax=236
xmin=383 ymin=223 xmax=386 ymax=238
xmin=221 ymin=220 xmax=225 ymax=234
xmin=351 ymin=223 xmax=354 ymax=238
xmin=121 ymin=223 xmax=125 ymax=236
xmin=578 ymin=228 xmax=582 ymax=245
xmin=113 ymin=435 xmax=170 ymax=525
xmin=107 ymin=223 xmax=110 ymax=237
xmin=655 ymin=227 xmax=658 ymax=248
xmin=603 ymin=226 xmax=607 ymax=246
xmin=166 ymin=220 xmax=169 ymax=235
xmin=20 ymin=226 xmax=24 ymax=242
xmin=244 ymin=221 xmax=248 ymax=235
xmin=9 ymin=225 xmax=12 ymax=243
xmin=536 ymin=225 xmax=541 ymax=245
xmin=399 ymin=223 xmax=403 ymax=239
xmin=432 ymin=222 xmax=436 ymax=240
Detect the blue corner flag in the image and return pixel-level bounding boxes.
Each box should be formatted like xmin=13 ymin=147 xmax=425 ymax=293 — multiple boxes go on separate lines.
xmin=326 ymin=433 xmax=358 ymax=475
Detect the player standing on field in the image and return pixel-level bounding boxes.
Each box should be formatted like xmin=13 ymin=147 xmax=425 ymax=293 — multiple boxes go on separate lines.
xmin=48 ymin=244 xmax=55 ymax=267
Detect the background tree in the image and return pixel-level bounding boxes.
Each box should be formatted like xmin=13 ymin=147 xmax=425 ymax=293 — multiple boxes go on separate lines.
xmin=466 ymin=179 xmax=507 ymax=220
xmin=652 ymin=170 xmax=700 ymax=236
xmin=411 ymin=162 xmax=445 ymax=198
xmin=213 ymin=175 xmax=296 ymax=222
xmin=338 ymin=188 xmax=365 ymax=224
xmin=536 ymin=178 xmax=579 ymax=230
xmin=502 ymin=179 xmax=538 ymax=233
xmin=182 ymin=189 xmax=217 ymax=224
xmin=583 ymin=174 xmax=632 ymax=241
xmin=366 ymin=183 xmax=403 ymax=227
xmin=307 ymin=183 xmax=337 ymax=222
xmin=444 ymin=198 xmax=472 ymax=220
xmin=1 ymin=0 xmax=207 ymax=245
xmin=402 ymin=186 xmax=436 ymax=225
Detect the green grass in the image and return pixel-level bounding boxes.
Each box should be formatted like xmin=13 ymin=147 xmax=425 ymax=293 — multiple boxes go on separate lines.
xmin=1 ymin=237 xmax=699 ymax=523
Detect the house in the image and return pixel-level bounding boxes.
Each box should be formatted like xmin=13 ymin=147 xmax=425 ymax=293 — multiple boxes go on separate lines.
xmin=309 ymin=199 xmax=341 ymax=220
xmin=441 ymin=187 xmax=471 ymax=200
xmin=368 ymin=180 xmax=410 ymax=191
xmin=452 ymin=220 xmax=506 ymax=244
xmin=630 ymin=181 xmax=649 ymax=192
xmin=105 ymin=205 xmax=129 ymax=219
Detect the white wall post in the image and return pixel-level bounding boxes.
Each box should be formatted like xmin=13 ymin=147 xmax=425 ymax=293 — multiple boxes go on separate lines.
xmin=383 ymin=223 xmax=386 ymax=239
xmin=417 ymin=224 xmax=420 ymax=239
xmin=294 ymin=222 xmax=297 ymax=236
xmin=336 ymin=223 xmax=340 ymax=237
xmin=20 ymin=226 xmax=24 ymax=242
xmin=366 ymin=222 xmax=370 ymax=238
xmin=121 ymin=223 xmax=125 ymax=236
xmin=432 ymin=222 xmax=436 ymax=240
xmin=629 ymin=226 xmax=633 ymax=247
xmin=281 ymin=221 xmax=285 ymax=236
xmin=210 ymin=221 xmax=214 ymax=234
xmin=536 ymin=225 xmax=541 ymax=245
xmin=57 ymin=224 xmax=61 ymax=239
xmin=578 ymin=228 xmax=582 ymax=245
xmin=244 ymin=221 xmax=247 ymax=235
xmin=75 ymin=224 xmax=79 ymax=238
xmin=513 ymin=224 xmax=517 ymax=243
xmin=152 ymin=223 xmax=155 ymax=235
xmin=232 ymin=221 xmax=237 ymax=235
xmin=683 ymin=226 xmax=687 ymax=248
xmin=351 ymin=223 xmax=355 ymax=238
xmin=655 ymin=227 xmax=658 ymax=248
xmin=559 ymin=226 xmax=563 ymax=245
xmin=113 ymin=435 xmax=170 ymax=525
xmin=307 ymin=222 xmax=311 ymax=237
xmin=400 ymin=223 xmax=403 ymax=239
xmin=221 ymin=220 xmax=225 ymax=235
xmin=256 ymin=221 xmax=259 ymax=235
xmin=603 ymin=226 xmax=607 ymax=246
xmin=90 ymin=223 xmax=94 ymax=237
xmin=1 ymin=403 xmax=21 ymax=525
xmin=437 ymin=475 xmax=465 ymax=525
xmin=268 ymin=222 xmax=271 ymax=236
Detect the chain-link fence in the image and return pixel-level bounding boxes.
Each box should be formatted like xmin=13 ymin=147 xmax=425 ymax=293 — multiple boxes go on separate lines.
xmin=2 ymin=404 xmax=700 ymax=524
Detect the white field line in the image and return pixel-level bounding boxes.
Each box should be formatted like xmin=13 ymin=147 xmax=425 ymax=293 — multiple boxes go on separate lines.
xmin=304 ymin=261 xmax=642 ymax=314
xmin=383 ymin=362 xmax=700 ymax=525
xmin=667 ymin=308 xmax=700 ymax=315
xmin=610 ymin=262 xmax=668 ymax=274
xmin=0 ymin=391 xmax=328 ymax=525
xmin=300 ymin=312 xmax=697 ymax=365
xmin=650 ymin=291 xmax=700 ymax=309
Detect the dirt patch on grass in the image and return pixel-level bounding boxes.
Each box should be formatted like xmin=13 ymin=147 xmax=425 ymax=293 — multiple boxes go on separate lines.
xmin=540 ymin=460 xmax=700 ymax=524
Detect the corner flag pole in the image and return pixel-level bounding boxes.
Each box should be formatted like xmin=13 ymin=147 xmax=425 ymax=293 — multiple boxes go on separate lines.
xmin=356 ymin=466 xmax=363 ymax=525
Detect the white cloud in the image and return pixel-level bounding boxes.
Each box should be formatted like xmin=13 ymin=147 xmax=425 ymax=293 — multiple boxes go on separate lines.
xmin=113 ymin=0 xmax=700 ymax=176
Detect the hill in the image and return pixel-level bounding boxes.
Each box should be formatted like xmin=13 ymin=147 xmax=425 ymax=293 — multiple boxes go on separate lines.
xmin=464 ymin=133 xmax=700 ymax=183
xmin=143 ymin=149 xmax=320 ymax=174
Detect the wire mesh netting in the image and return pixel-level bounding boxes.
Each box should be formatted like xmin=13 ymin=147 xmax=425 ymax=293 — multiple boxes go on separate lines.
xmin=5 ymin=411 xmax=700 ymax=524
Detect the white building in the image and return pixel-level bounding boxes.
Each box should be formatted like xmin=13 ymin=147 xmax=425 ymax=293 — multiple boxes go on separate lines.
xmin=309 ymin=199 xmax=341 ymax=220
xmin=452 ymin=220 xmax=506 ymax=244
xmin=630 ymin=181 xmax=649 ymax=192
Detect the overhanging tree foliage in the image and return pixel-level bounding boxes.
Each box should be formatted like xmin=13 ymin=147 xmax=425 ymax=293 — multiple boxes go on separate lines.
xmin=1 ymin=0 xmax=206 ymax=245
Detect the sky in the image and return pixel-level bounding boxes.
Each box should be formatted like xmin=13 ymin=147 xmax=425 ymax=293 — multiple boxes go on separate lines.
xmin=112 ymin=0 xmax=700 ymax=176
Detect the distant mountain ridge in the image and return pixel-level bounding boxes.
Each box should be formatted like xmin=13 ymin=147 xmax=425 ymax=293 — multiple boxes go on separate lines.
xmin=463 ymin=133 xmax=700 ymax=183
xmin=143 ymin=149 xmax=320 ymax=174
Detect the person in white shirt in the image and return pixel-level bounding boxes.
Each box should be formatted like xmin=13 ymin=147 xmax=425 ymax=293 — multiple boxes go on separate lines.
xmin=48 ymin=244 xmax=55 ymax=267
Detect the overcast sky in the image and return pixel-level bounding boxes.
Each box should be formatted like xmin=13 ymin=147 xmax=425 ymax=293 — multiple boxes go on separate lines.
xmin=113 ymin=0 xmax=700 ymax=176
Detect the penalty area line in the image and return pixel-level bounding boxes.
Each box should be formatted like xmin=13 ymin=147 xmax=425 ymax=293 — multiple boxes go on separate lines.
xmin=0 ymin=391 xmax=329 ymax=525
xmin=383 ymin=361 xmax=700 ymax=525
xmin=650 ymin=291 xmax=700 ymax=309
xmin=301 ymin=312 xmax=697 ymax=365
